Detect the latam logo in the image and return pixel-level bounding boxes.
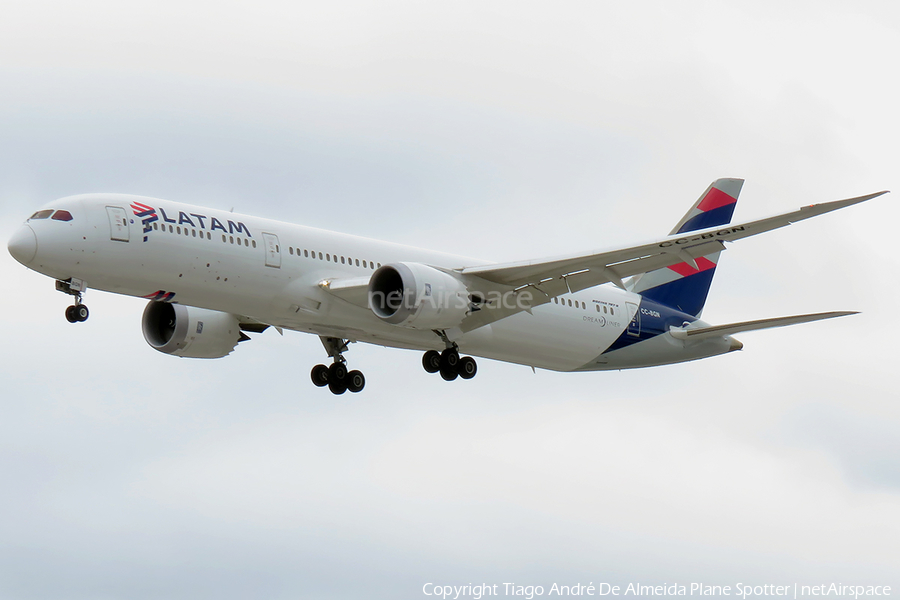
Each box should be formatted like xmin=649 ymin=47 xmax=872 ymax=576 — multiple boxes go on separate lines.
xmin=130 ymin=202 xmax=158 ymax=242
xmin=143 ymin=290 xmax=176 ymax=302
xmin=129 ymin=203 xmax=252 ymax=242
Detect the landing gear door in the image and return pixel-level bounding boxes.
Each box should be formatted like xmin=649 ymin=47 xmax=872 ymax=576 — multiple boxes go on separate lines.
xmin=106 ymin=206 xmax=129 ymax=242
xmin=262 ymin=232 xmax=281 ymax=268
xmin=626 ymin=301 xmax=641 ymax=337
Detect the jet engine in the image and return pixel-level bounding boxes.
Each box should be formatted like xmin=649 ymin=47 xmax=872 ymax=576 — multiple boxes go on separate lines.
xmin=368 ymin=262 xmax=473 ymax=330
xmin=142 ymin=301 xmax=248 ymax=358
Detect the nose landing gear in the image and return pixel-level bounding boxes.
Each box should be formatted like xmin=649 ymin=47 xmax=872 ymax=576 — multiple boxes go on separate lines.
xmin=57 ymin=278 xmax=89 ymax=323
xmin=65 ymin=304 xmax=89 ymax=323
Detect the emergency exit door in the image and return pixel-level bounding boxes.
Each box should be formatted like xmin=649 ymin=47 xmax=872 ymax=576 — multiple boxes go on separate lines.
xmin=106 ymin=206 xmax=129 ymax=242
xmin=262 ymin=232 xmax=281 ymax=268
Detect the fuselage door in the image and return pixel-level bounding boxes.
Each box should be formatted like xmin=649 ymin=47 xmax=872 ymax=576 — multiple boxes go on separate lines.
xmin=626 ymin=301 xmax=641 ymax=337
xmin=262 ymin=232 xmax=281 ymax=268
xmin=106 ymin=206 xmax=129 ymax=242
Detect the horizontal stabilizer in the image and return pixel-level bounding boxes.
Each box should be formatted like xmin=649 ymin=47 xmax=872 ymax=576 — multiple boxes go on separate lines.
xmin=669 ymin=311 xmax=859 ymax=341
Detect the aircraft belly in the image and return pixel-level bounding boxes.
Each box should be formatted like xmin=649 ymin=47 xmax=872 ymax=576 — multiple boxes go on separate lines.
xmin=458 ymin=306 xmax=626 ymax=371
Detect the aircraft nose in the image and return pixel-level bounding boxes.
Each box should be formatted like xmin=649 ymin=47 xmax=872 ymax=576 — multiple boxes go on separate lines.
xmin=8 ymin=224 xmax=37 ymax=265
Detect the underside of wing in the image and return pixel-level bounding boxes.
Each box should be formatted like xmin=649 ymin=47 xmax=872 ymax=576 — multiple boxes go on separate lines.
xmin=318 ymin=276 xmax=371 ymax=308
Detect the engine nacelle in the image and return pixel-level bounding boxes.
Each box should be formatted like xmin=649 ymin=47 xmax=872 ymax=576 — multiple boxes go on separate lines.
xmin=368 ymin=262 xmax=472 ymax=330
xmin=142 ymin=301 xmax=246 ymax=358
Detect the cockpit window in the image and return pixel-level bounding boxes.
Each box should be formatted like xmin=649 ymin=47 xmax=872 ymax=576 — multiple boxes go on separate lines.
xmin=30 ymin=210 xmax=53 ymax=220
xmin=51 ymin=210 xmax=73 ymax=222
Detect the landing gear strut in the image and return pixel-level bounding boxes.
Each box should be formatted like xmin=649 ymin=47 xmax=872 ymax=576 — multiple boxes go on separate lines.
xmin=57 ymin=279 xmax=89 ymax=323
xmin=310 ymin=336 xmax=366 ymax=395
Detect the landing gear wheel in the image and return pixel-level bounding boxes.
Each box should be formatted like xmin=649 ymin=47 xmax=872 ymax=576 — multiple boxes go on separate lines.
xmin=458 ymin=356 xmax=477 ymax=379
xmin=310 ymin=364 xmax=329 ymax=387
xmin=327 ymin=362 xmax=349 ymax=394
xmin=65 ymin=305 xmax=78 ymax=323
xmin=439 ymin=348 xmax=459 ymax=370
xmin=328 ymin=379 xmax=348 ymax=395
xmin=422 ymin=350 xmax=441 ymax=374
xmin=328 ymin=362 xmax=348 ymax=382
xmin=74 ymin=305 xmax=89 ymax=322
xmin=346 ymin=370 xmax=366 ymax=393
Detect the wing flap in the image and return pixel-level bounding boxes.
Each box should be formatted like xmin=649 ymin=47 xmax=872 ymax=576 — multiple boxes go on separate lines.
xmin=668 ymin=311 xmax=858 ymax=341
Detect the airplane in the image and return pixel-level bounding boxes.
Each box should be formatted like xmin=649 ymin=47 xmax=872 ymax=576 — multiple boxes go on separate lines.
xmin=6 ymin=178 xmax=887 ymax=394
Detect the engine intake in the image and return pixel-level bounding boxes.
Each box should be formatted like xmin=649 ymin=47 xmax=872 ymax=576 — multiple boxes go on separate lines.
xmin=369 ymin=262 xmax=471 ymax=330
xmin=142 ymin=301 xmax=246 ymax=358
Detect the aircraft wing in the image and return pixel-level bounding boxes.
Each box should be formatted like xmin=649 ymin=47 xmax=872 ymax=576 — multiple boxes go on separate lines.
xmin=452 ymin=191 xmax=886 ymax=333
xmin=668 ymin=311 xmax=858 ymax=341
xmin=318 ymin=276 xmax=371 ymax=308
xmin=461 ymin=191 xmax=886 ymax=288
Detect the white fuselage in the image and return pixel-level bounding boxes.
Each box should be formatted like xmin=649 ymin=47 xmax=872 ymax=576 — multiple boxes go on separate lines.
xmin=10 ymin=194 xmax=735 ymax=372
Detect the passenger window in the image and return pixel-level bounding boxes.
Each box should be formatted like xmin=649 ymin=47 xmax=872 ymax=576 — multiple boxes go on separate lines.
xmin=169 ymin=225 xmax=174 ymax=233
xmin=341 ymin=256 xmax=345 ymax=264
xmin=251 ymin=239 xmax=255 ymax=247
xmin=289 ymin=247 xmax=294 ymax=255
xmin=326 ymin=254 xmax=330 ymax=261
xmin=304 ymin=250 xmax=309 ymax=257
xmin=51 ymin=210 xmax=73 ymax=221
xmin=363 ymin=260 xmax=367 ymax=268
xmin=30 ymin=210 xmax=54 ymax=220
xmin=230 ymin=236 xmax=234 ymax=244
xmin=245 ymin=239 xmax=249 ymax=247
xmin=355 ymin=259 xmax=360 ymax=266
xmin=222 ymin=234 xmax=226 ymax=242
xmin=153 ymin=223 xmax=159 ymax=230
xmin=192 ymin=230 xmax=196 ymax=237
xmin=319 ymin=252 xmax=323 ymax=260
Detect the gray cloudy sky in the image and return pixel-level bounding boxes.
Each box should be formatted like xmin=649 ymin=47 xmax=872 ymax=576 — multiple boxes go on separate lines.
xmin=1 ymin=2 xmax=899 ymax=599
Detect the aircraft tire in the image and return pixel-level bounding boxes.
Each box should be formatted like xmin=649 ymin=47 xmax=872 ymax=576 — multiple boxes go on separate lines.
xmin=439 ymin=365 xmax=458 ymax=381
xmin=458 ymin=356 xmax=477 ymax=379
xmin=328 ymin=362 xmax=348 ymax=382
xmin=439 ymin=348 xmax=459 ymax=370
xmin=328 ymin=379 xmax=348 ymax=395
xmin=422 ymin=350 xmax=441 ymax=373
xmin=75 ymin=305 xmax=89 ymax=322
xmin=311 ymin=364 xmax=329 ymax=387
xmin=347 ymin=370 xmax=365 ymax=393
xmin=65 ymin=306 xmax=78 ymax=323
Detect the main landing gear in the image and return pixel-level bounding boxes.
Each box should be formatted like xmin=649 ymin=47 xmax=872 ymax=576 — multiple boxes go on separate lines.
xmin=57 ymin=278 xmax=89 ymax=323
xmin=422 ymin=348 xmax=477 ymax=382
xmin=310 ymin=336 xmax=366 ymax=395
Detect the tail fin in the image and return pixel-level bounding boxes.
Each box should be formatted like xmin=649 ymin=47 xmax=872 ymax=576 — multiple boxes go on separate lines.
xmin=627 ymin=178 xmax=743 ymax=317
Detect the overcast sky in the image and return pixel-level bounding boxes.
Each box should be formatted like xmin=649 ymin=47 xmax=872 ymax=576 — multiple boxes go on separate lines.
xmin=1 ymin=2 xmax=899 ymax=599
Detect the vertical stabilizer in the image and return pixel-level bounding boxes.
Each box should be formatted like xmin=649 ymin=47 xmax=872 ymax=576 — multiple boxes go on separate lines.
xmin=628 ymin=178 xmax=743 ymax=317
